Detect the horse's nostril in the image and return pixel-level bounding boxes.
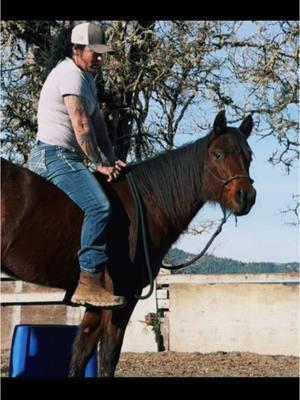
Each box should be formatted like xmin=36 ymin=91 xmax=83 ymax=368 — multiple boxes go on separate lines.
xmin=237 ymin=188 xmax=245 ymax=204
xmin=250 ymin=188 xmax=257 ymax=205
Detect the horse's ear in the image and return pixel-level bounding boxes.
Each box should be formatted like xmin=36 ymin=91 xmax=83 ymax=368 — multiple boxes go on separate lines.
xmin=213 ymin=110 xmax=227 ymax=136
xmin=239 ymin=115 xmax=253 ymax=138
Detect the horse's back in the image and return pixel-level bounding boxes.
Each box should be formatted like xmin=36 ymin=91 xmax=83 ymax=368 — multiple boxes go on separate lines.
xmin=1 ymin=158 xmax=82 ymax=290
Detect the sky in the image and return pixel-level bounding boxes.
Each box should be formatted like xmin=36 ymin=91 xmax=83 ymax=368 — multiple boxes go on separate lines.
xmin=174 ymin=132 xmax=299 ymax=263
xmin=169 ymin=21 xmax=299 ymax=264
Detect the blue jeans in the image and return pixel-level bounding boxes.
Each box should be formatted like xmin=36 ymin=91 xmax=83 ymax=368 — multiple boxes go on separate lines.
xmin=28 ymin=142 xmax=111 ymax=273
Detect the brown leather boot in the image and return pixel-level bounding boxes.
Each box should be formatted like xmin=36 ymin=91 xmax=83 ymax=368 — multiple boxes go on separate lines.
xmin=71 ymin=271 xmax=126 ymax=309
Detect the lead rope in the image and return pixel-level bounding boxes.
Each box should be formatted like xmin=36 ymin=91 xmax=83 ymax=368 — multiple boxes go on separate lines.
xmin=126 ymin=171 xmax=232 ymax=297
xmin=127 ymin=171 xmax=154 ymax=300
xmin=161 ymin=206 xmax=231 ymax=270
xmin=126 ymin=165 xmax=253 ymax=282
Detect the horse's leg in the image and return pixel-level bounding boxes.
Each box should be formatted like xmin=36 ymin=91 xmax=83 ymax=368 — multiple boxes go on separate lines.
xmin=68 ymin=308 xmax=104 ymax=377
xmin=99 ymin=298 xmax=138 ymax=377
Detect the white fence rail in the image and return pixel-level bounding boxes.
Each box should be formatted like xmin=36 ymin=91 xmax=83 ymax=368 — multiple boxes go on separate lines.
xmin=1 ymin=273 xmax=66 ymax=305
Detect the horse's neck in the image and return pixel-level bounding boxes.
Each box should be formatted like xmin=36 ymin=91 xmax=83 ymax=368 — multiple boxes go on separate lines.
xmin=134 ymin=140 xmax=207 ymax=246
xmin=155 ymin=196 xmax=206 ymax=248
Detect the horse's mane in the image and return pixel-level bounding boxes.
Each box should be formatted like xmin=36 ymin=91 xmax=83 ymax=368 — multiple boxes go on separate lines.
xmin=130 ymin=128 xmax=253 ymax=230
xmin=131 ymin=134 xmax=210 ymax=227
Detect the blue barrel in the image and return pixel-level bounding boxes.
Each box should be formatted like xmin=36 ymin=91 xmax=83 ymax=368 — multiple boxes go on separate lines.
xmin=9 ymin=324 xmax=97 ymax=377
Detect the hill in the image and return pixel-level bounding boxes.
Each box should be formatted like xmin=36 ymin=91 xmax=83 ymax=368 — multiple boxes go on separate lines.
xmin=163 ymin=248 xmax=299 ymax=274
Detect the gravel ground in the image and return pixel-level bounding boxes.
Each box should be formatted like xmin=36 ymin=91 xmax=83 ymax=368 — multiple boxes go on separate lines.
xmin=115 ymin=351 xmax=299 ymax=377
xmin=2 ymin=349 xmax=298 ymax=377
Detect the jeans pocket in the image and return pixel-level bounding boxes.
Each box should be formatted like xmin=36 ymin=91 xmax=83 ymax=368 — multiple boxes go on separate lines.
xmin=56 ymin=147 xmax=86 ymax=172
xmin=28 ymin=149 xmax=48 ymax=177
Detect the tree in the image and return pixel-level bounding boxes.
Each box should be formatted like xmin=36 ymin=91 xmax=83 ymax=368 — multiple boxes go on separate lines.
xmin=1 ymin=20 xmax=66 ymax=162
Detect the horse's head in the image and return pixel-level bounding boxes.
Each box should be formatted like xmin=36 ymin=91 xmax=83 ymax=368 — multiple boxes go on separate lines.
xmin=205 ymin=110 xmax=256 ymax=216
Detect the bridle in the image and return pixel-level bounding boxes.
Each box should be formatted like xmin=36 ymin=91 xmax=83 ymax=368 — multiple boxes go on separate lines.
xmin=206 ymin=167 xmax=254 ymax=186
xmin=206 ymin=166 xmax=254 ymax=202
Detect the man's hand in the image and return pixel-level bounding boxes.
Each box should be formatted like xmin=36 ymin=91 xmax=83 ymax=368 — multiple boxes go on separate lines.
xmin=114 ymin=160 xmax=127 ymax=172
xmin=96 ymin=160 xmax=127 ymax=182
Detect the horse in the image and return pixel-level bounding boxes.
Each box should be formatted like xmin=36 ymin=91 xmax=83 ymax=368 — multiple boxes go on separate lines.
xmin=1 ymin=110 xmax=256 ymax=377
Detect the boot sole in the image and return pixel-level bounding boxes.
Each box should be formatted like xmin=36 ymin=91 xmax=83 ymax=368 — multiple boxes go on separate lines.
xmin=70 ymin=295 xmax=127 ymax=310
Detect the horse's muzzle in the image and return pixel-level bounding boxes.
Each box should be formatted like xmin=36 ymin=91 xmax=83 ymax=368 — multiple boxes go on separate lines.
xmin=234 ymin=187 xmax=256 ymax=216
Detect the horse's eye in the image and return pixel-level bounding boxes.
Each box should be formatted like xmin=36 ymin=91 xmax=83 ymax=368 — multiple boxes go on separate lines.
xmin=214 ymin=150 xmax=223 ymax=160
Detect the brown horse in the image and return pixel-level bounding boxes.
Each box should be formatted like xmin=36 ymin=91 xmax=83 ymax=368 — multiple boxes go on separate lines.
xmin=1 ymin=110 xmax=256 ymax=377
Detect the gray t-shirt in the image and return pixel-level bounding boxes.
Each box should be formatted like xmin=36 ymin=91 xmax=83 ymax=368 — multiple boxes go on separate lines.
xmin=37 ymin=57 xmax=98 ymax=153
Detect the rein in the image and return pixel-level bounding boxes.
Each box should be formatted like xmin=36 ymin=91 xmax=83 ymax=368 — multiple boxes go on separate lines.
xmin=127 ymin=171 xmax=154 ymax=300
xmin=161 ymin=206 xmax=231 ymax=270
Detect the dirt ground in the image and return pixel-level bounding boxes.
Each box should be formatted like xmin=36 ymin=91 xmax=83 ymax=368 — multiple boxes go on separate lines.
xmin=116 ymin=351 xmax=299 ymax=377
xmin=1 ymin=349 xmax=299 ymax=377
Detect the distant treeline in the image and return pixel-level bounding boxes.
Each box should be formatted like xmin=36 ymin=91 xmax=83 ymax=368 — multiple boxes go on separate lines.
xmin=164 ymin=248 xmax=299 ymax=274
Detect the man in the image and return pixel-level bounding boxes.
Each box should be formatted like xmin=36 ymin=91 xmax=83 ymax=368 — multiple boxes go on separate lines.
xmin=29 ymin=22 xmax=126 ymax=309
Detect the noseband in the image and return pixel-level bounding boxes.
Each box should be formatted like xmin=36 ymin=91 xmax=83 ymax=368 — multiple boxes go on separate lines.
xmin=206 ymin=167 xmax=254 ymax=201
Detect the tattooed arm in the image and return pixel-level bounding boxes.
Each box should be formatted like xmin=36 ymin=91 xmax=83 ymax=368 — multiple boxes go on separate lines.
xmin=91 ymin=104 xmax=116 ymax=166
xmin=92 ymin=104 xmax=127 ymax=172
xmin=64 ymin=95 xmax=121 ymax=181
xmin=64 ymin=95 xmax=103 ymax=166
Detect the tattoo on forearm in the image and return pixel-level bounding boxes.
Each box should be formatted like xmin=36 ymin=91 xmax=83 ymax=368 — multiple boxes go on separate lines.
xmin=77 ymin=133 xmax=102 ymax=165
xmin=64 ymin=95 xmax=102 ymax=165
xmin=92 ymin=106 xmax=116 ymax=164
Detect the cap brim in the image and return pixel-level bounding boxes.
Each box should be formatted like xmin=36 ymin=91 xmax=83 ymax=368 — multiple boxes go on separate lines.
xmin=88 ymin=44 xmax=114 ymax=54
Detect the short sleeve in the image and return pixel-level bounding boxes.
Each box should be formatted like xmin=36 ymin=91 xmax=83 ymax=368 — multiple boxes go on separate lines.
xmin=58 ymin=71 xmax=86 ymax=97
xmin=57 ymin=69 xmax=97 ymax=115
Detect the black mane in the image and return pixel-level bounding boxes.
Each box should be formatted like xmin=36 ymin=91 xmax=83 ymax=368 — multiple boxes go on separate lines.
xmin=131 ymin=134 xmax=210 ymax=229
